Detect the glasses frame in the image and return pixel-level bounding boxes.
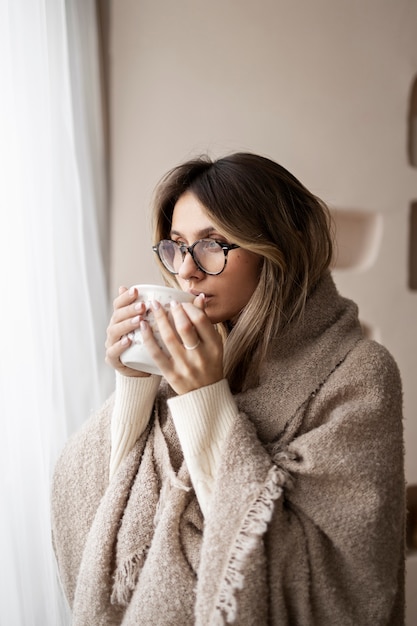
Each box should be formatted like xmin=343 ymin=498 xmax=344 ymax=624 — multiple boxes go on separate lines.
xmin=152 ymin=239 xmax=240 ymax=276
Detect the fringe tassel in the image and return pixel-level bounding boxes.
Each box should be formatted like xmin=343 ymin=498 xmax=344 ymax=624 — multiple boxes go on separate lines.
xmin=214 ymin=464 xmax=287 ymax=624
xmin=111 ymin=546 xmax=149 ymax=607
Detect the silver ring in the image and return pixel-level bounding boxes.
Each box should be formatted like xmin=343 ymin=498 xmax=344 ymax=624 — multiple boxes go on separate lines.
xmin=183 ymin=339 xmax=201 ymax=351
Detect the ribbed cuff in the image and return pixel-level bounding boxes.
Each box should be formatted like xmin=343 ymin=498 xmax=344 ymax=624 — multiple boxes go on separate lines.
xmin=113 ymin=371 xmax=161 ymax=424
xmin=168 ymin=379 xmax=238 ymax=515
xmin=109 ymin=371 xmax=161 ymax=479
xmin=168 ymin=379 xmax=237 ymax=457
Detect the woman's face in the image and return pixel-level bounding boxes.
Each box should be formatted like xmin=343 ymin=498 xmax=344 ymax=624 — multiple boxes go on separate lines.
xmin=170 ymin=191 xmax=261 ymax=324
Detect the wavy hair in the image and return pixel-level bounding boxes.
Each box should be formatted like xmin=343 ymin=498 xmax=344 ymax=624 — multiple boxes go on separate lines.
xmin=152 ymin=152 xmax=333 ymax=392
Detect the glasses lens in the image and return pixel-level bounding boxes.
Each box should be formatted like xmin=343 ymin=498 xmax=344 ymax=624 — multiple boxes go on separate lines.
xmin=157 ymin=239 xmax=226 ymax=274
xmin=158 ymin=240 xmax=182 ymax=273
xmin=193 ymin=240 xmax=225 ymax=274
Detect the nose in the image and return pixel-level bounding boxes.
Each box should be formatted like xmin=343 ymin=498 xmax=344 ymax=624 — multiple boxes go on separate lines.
xmin=177 ymin=250 xmax=204 ymax=280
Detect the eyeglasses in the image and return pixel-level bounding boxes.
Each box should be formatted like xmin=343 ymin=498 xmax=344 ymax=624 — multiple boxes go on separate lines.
xmin=152 ymin=239 xmax=240 ymax=276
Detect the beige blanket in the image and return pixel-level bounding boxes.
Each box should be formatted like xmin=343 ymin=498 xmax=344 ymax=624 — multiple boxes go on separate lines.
xmin=51 ymin=274 xmax=405 ymax=625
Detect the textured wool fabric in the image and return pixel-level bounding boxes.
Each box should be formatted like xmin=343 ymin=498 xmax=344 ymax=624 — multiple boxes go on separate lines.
xmin=51 ymin=273 xmax=405 ymax=625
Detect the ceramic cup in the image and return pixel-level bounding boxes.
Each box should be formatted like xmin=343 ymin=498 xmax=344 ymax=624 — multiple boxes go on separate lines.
xmin=120 ymin=284 xmax=195 ymax=375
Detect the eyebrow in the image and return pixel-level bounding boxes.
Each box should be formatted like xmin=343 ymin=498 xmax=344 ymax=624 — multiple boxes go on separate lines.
xmin=170 ymin=227 xmax=217 ymax=239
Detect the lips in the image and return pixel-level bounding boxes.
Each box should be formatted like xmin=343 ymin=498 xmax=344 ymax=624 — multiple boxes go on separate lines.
xmin=189 ymin=289 xmax=211 ymax=298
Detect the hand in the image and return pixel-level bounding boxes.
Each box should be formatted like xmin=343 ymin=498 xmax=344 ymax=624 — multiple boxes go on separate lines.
xmin=105 ymin=286 xmax=151 ymax=377
xmin=139 ymin=294 xmax=224 ymax=395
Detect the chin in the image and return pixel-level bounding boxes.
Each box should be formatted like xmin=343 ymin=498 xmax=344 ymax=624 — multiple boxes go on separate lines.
xmin=204 ymin=307 xmax=222 ymax=325
xmin=207 ymin=311 xmax=230 ymax=326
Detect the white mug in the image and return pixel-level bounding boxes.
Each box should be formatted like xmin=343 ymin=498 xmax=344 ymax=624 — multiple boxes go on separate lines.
xmin=120 ymin=284 xmax=195 ymax=375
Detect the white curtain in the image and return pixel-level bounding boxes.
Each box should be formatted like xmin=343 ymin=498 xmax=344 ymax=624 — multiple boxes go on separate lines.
xmin=0 ymin=1 xmax=113 ymax=624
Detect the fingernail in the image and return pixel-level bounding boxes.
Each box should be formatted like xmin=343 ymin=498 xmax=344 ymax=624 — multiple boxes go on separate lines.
xmin=121 ymin=335 xmax=129 ymax=346
xmin=129 ymin=286 xmax=135 ymax=296
xmin=170 ymin=300 xmax=179 ymax=308
xmin=196 ymin=293 xmax=206 ymax=307
xmin=151 ymin=300 xmax=160 ymax=310
xmin=140 ymin=320 xmax=148 ymax=332
xmin=134 ymin=302 xmax=143 ymax=311
xmin=131 ymin=315 xmax=140 ymax=325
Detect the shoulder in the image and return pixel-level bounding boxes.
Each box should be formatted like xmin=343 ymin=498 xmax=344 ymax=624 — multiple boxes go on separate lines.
xmin=307 ymin=338 xmax=403 ymax=437
xmin=334 ymin=338 xmax=402 ymax=397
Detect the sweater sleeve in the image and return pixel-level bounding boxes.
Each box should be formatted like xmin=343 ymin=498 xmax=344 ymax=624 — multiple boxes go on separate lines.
xmin=109 ymin=371 xmax=161 ymax=479
xmin=167 ymin=379 xmax=238 ymax=516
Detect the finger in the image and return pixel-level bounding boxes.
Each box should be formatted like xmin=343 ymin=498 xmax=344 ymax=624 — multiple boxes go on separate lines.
xmin=106 ymin=289 xmax=146 ymax=348
xmin=105 ymin=286 xmax=154 ymax=377
xmin=147 ymin=300 xmax=184 ymax=356
xmin=105 ymin=313 xmax=142 ymax=349
xmin=110 ymin=300 xmax=147 ymax=328
xmin=138 ymin=303 xmax=199 ymax=382
xmin=169 ymin=300 xmax=201 ymax=349
xmin=110 ymin=284 xmax=147 ymax=331
xmin=112 ymin=286 xmax=138 ymax=315
xmin=179 ymin=300 xmax=219 ymax=345
xmin=106 ymin=288 xmax=150 ymax=357
xmin=105 ymin=335 xmax=150 ymax=377
xmin=105 ymin=334 xmax=131 ymax=365
xmin=192 ymin=292 xmax=206 ymax=311
xmin=141 ymin=302 xmax=224 ymax=393
xmin=138 ymin=319 xmax=172 ymax=368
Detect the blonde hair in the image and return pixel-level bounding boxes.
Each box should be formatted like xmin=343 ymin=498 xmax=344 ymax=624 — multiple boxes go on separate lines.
xmin=152 ymin=152 xmax=333 ymax=392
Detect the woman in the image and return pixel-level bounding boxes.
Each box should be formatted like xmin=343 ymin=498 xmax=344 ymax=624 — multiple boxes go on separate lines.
xmin=52 ymin=153 xmax=405 ymax=625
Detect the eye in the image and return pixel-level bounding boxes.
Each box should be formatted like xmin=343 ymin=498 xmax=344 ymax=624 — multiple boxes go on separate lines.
xmin=212 ymin=237 xmax=229 ymax=245
xmin=206 ymin=239 xmax=221 ymax=248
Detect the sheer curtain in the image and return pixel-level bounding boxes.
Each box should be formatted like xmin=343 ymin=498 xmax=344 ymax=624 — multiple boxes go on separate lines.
xmin=0 ymin=1 xmax=113 ymax=624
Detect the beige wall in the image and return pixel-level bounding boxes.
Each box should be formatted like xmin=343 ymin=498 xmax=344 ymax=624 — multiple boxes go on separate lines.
xmin=108 ymin=1 xmax=417 ymax=616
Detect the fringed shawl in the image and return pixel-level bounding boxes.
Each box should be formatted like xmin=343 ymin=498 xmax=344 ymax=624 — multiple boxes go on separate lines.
xmin=51 ymin=274 xmax=405 ymax=625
